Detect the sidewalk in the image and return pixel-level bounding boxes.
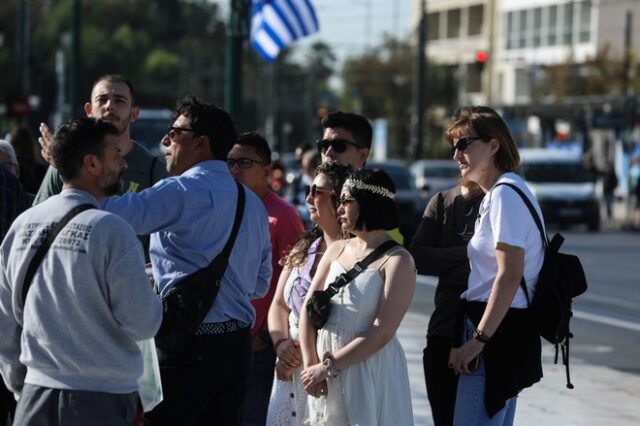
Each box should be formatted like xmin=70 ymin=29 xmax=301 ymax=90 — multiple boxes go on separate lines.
xmin=397 ymin=311 xmax=640 ymax=426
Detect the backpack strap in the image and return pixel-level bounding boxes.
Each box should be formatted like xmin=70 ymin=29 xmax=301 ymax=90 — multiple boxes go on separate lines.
xmin=493 ymin=182 xmax=548 ymax=308
xmin=149 ymin=156 xmax=158 ymax=186
xmin=325 ymin=240 xmax=400 ymax=297
xmin=22 ymin=203 xmax=96 ymax=306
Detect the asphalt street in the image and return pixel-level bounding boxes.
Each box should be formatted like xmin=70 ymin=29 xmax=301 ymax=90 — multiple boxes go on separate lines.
xmin=399 ymin=228 xmax=640 ymax=425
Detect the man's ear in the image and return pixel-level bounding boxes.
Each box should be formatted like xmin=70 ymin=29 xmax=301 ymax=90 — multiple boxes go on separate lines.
xmin=130 ymin=106 xmax=140 ymax=123
xmin=358 ymin=147 xmax=370 ymax=166
xmin=83 ymin=154 xmax=101 ymax=176
xmin=83 ymin=102 xmax=93 ymax=117
xmin=195 ymin=135 xmax=212 ymax=155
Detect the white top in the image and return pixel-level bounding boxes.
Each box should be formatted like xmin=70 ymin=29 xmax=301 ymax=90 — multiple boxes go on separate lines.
xmin=463 ymin=172 xmax=545 ymax=308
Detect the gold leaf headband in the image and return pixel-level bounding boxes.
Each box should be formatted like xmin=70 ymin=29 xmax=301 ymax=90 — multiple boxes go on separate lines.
xmin=344 ymin=178 xmax=396 ymax=200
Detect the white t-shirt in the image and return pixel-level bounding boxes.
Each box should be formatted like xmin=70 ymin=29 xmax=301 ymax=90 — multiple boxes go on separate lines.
xmin=462 ymin=172 xmax=545 ymax=308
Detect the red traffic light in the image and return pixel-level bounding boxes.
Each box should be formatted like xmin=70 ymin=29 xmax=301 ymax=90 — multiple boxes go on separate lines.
xmin=475 ymin=51 xmax=488 ymax=63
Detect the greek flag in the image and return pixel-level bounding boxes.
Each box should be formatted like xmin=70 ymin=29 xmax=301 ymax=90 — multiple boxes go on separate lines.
xmin=250 ymin=0 xmax=320 ymax=62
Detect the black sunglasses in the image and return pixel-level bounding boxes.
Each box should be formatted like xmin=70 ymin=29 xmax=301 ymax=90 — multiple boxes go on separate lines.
xmin=167 ymin=126 xmax=195 ymax=137
xmin=305 ymin=184 xmax=334 ymax=198
xmin=338 ymin=195 xmax=356 ymax=205
xmin=316 ymin=138 xmax=362 ymax=154
xmin=227 ymin=158 xmax=265 ymax=169
xmin=451 ymin=136 xmax=483 ymax=155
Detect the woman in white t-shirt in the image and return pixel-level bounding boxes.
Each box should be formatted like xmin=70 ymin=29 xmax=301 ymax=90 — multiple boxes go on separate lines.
xmin=448 ymin=106 xmax=544 ymax=426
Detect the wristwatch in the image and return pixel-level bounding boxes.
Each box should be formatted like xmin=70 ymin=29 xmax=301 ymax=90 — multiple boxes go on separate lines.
xmin=322 ymin=351 xmax=340 ymax=378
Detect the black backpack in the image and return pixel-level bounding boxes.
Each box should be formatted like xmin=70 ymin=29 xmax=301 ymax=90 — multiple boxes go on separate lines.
xmin=496 ymin=183 xmax=588 ymax=389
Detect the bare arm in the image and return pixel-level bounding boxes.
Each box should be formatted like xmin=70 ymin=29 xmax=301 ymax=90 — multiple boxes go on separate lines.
xmin=267 ymin=266 xmax=302 ymax=379
xmin=452 ymin=242 xmax=524 ymax=374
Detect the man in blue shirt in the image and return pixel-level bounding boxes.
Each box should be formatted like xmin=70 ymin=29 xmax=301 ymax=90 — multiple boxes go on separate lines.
xmin=102 ymin=96 xmax=272 ymax=425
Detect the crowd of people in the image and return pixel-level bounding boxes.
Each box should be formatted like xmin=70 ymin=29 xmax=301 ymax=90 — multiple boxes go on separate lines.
xmin=0 ymin=74 xmax=564 ymax=426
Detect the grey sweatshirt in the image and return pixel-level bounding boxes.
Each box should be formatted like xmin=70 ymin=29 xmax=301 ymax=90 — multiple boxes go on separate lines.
xmin=0 ymin=189 xmax=162 ymax=395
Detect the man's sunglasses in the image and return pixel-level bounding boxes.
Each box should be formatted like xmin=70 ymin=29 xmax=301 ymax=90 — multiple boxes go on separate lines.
xmin=316 ymin=138 xmax=363 ymax=154
xmin=166 ymin=126 xmax=196 ymax=138
xmin=227 ymin=158 xmax=265 ymax=169
xmin=451 ymin=136 xmax=483 ymax=155
xmin=305 ymin=184 xmax=334 ymax=198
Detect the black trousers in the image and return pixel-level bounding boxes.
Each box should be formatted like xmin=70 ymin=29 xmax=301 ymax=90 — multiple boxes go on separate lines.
xmin=423 ymin=336 xmax=459 ymax=426
xmin=146 ymin=327 xmax=252 ymax=426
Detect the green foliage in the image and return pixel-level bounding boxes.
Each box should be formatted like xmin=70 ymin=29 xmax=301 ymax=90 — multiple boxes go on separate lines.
xmin=340 ymin=35 xmax=457 ymax=160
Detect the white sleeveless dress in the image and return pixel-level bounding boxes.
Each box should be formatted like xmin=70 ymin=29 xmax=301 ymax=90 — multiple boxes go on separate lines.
xmin=307 ymin=260 xmax=414 ymax=426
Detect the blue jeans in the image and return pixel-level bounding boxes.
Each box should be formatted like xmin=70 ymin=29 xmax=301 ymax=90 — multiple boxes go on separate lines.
xmin=453 ymin=318 xmax=517 ymax=426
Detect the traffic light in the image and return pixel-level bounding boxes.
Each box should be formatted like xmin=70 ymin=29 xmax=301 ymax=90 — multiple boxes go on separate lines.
xmin=475 ymin=50 xmax=488 ymax=72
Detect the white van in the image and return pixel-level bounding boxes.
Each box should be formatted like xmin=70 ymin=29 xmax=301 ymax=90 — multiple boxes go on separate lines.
xmin=519 ymin=148 xmax=600 ymax=231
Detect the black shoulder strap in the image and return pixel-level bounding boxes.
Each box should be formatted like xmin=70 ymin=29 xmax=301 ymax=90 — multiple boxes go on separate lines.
xmin=494 ymin=182 xmax=548 ymax=248
xmin=149 ymin=156 xmax=158 ymax=186
xmin=325 ymin=240 xmax=400 ymax=296
xmin=22 ymin=203 xmax=96 ymax=305
xmin=219 ymin=180 xmax=245 ymax=260
xmin=494 ymin=182 xmax=547 ymax=307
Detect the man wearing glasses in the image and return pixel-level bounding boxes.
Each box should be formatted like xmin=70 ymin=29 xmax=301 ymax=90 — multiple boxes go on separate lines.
xmin=317 ymin=111 xmax=372 ymax=169
xmin=101 ymin=97 xmax=273 ymax=425
xmin=228 ymin=132 xmax=304 ymax=426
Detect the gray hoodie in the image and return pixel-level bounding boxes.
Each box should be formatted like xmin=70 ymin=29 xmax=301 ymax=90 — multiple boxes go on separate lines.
xmin=0 ymin=189 xmax=162 ymax=395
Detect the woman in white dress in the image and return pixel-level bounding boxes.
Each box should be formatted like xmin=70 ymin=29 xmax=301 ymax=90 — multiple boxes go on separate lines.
xmin=299 ymin=168 xmax=416 ymax=426
xmin=266 ymin=162 xmax=351 ymax=425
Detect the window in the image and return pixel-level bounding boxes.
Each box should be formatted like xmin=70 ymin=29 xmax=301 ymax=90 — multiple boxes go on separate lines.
xmin=548 ymin=5 xmax=558 ymax=45
xmin=505 ymin=11 xmax=515 ymax=49
xmin=447 ymin=9 xmax=461 ymax=39
xmin=563 ymin=2 xmax=574 ymax=45
xmin=515 ymin=68 xmax=530 ymax=99
xmin=428 ymin=12 xmax=440 ymax=41
xmin=579 ymin=1 xmax=591 ymax=43
xmin=468 ymin=4 xmax=484 ymax=36
xmin=518 ymin=9 xmax=527 ymax=48
xmin=533 ymin=7 xmax=542 ymax=47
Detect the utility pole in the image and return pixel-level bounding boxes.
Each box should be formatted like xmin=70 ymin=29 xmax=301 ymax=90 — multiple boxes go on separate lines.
xmin=225 ymin=0 xmax=245 ymax=123
xmin=412 ymin=0 xmax=427 ymax=161
xmin=69 ymin=0 xmax=81 ymax=117
xmin=485 ymin=0 xmax=496 ymax=105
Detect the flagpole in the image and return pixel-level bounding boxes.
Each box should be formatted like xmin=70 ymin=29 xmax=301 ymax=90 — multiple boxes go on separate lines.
xmin=225 ymin=0 xmax=246 ymax=123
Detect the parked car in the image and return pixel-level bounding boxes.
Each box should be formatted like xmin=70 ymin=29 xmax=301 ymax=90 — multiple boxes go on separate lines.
xmin=410 ymin=159 xmax=460 ymax=199
xmin=519 ymin=148 xmax=600 ymax=231
xmin=130 ymin=109 xmax=172 ymax=158
xmin=367 ymin=160 xmax=427 ymax=245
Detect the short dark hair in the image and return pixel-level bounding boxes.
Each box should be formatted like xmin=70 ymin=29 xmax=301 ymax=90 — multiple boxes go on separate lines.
xmin=446 ymin=106 xmax=520 ymax=172
xmin=321 ymin=111 xmax=373 ymax=149
xmin=92 ymin=74 xmax=136 ymax=105
xmin=346 ymin=168 xmax=399 ymax=231
xmin=175 ymin=96 xmax=238 ymax=161
xmin=237 ymin=132 xmax=272 ymax=164
xmin=52 ymin=117 xmax=119 ymax=182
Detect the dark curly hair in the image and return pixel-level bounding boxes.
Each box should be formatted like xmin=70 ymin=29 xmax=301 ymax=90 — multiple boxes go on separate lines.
xmin=280 ymin=162 xmax=352 ymax=268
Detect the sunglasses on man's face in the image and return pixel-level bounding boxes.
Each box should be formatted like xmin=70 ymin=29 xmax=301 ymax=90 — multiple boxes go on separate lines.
xmin=451 ymin=136 xmax=483 ymax=155
xmin=305 ymin=184 xmax=334 ymax=198
xmin=316 ymin=138 xmax=362 ymax=154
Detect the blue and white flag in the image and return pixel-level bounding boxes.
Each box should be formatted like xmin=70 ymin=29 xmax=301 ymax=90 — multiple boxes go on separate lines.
xmin=250 ymin=0 xmax=320 ymax=62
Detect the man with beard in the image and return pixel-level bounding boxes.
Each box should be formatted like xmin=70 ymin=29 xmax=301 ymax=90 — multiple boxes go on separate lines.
xmin=34 ymin=75 xmax=168 ymax=260
xmin=0 ymin=117 xmax=162 ymax=426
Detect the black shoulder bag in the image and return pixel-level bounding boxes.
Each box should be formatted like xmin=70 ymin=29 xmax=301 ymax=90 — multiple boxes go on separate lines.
xmin=21 ymin=204 xmax=96 ymax=305
xmin=155 ymin=181 xmax=245 ymax=357
xmin=306 ymin=240 xmax=399 ymax=329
